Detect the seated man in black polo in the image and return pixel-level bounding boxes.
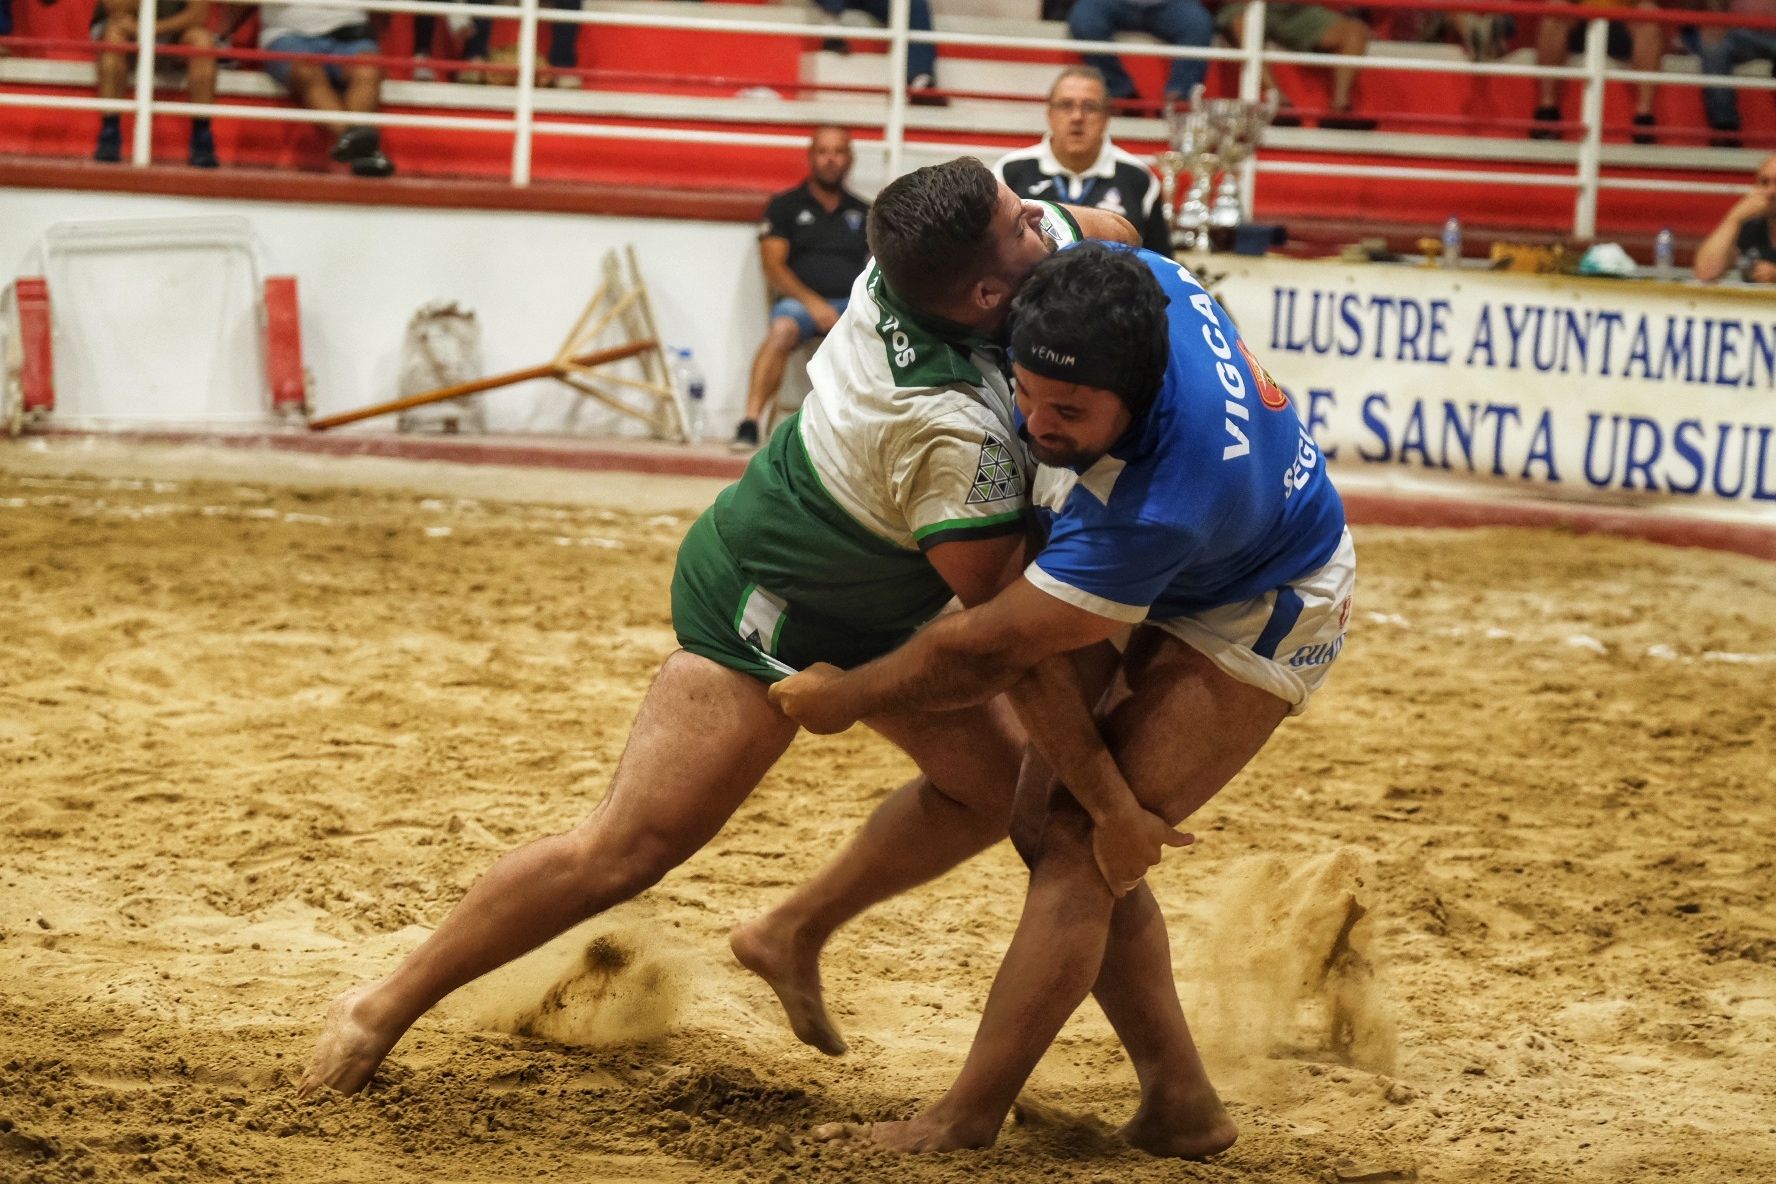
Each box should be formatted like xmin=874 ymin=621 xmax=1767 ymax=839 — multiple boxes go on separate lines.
xmin=731 ymin=126 xmax=870 ymax=451
xmin=994 ymin=67 xmax=1172 ymax=257
xmin=1694 ymin=153 xmax=1776 ymax=283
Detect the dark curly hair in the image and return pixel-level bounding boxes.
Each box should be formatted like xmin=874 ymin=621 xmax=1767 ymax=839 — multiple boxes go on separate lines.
xmin=1009 ymin=243 xmax=1170 ymax=418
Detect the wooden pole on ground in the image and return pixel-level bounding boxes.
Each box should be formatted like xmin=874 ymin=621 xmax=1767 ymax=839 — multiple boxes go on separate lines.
xmin=306 ymin=339 xmax=655 ymax=432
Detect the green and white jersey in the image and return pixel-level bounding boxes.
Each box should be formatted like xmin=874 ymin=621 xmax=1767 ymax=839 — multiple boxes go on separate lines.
xmin=710 ymin=201 xmax=1083 ymax=636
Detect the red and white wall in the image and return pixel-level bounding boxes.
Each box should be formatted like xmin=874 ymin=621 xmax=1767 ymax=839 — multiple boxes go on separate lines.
xmin=3 ymin=187 xmax=771 ymax=435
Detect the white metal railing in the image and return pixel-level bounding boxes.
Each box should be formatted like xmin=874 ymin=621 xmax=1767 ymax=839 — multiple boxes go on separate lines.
xmin=0 ymin=0 xmax=1767 ymax=237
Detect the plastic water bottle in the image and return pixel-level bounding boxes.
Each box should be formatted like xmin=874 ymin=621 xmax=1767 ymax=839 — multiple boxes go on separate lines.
xmin=675 ymin=348 xmax=706 ymax=444
xmin=1654 ymin=227 xmax=1675 ymax=277
xmin=1441 ymin=214 xmax=1463 ymax=270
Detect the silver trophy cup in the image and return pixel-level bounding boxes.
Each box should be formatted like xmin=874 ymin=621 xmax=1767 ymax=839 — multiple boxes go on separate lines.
xmin=1161 ymin=86 xmax=1280 ymax=253
xmin=1161 ymin=86 xmax=1221 ymax=253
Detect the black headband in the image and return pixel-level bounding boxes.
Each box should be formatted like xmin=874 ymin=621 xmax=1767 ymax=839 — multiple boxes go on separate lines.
xmin=1010 ymin=317 xmax=1146 ymax=398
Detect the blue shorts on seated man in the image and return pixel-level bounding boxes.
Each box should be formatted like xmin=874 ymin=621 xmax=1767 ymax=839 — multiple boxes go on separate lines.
xmin=773 ymin=296 xmax=850 ymax=344
xmin=263 ymin=31 xmax=381 ymax=90
xmin=257 ymin=10 xmax=395 ymax=178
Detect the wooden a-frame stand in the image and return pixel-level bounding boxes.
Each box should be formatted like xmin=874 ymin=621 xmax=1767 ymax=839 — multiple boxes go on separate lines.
xmin=308 ymin=246 xmax=687 ymax=438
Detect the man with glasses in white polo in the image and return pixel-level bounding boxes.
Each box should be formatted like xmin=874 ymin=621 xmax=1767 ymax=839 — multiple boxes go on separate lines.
xmin=994 ymin=67 xmax=1173 ymax=256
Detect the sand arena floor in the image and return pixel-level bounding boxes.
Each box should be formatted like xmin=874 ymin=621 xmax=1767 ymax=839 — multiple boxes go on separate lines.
xmin=1 ymin=446 xmax=1773 ymax=1184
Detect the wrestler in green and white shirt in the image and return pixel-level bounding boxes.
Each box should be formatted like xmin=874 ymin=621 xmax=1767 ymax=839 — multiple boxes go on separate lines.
xmin=672 ymin=202 xmax=1084 ymax=681
xmin=296 ymin=161 xmax=1145 ymax=1102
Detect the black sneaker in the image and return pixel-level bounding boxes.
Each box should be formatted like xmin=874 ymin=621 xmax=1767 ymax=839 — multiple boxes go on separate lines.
xmin=730 ymin=419 xmax=760 ymax=452
xmin=331 ymin=125 xmax=380 ymax=163
xmin=1631 ymin=112 xmax=1656 ymax=145
xmin=188 ymin=124 xmax=218 ymax=168
xmin=1529 ymin=104 xmax=1561 ymax=141
xmin=1319 ymin=111 xmax=1377 ymax=131
xmin=94 ymin=122 xmax=122 ymax=163
xmin=350 ymin=150 xmax=396 ymax=178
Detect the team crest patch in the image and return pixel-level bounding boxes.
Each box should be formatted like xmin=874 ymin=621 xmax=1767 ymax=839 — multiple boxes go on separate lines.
xmin=1099 ymin=188 xmax=1126 ymax=217
xmin=1238 ymin=338 xmax=1291 ymax=411
xmin=844 ymin=209 xmax=864 ymax=232
xmin=967 ymin=435 xmax=1020 ymax=504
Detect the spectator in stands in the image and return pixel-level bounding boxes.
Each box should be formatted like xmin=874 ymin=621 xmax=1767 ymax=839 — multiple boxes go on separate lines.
xmin=1530 ymin=0 xmax=1663 ymax=143
xmin=1216 ymin=2 xmax=1375 ymax=128
xmin=410 ymin=2 xmax=490 ymax=82
xmin=1451 ymin=12 xmax=1514 ymax=61
xmin=994 ymin=67 xmax=1171 ymax=253
xmin=816 ymin=0 xmax=945 ymax=104
xmin=259 ymin=2 xmax=395 ymax=175
xmin=730 ymin=125 xmax=870 ymax=452
xmin=439 ymin=0 xmax=596 ymax=88
xmin=543 ymin=0 xmax=584 ymax=88
xmin=1694 ymin=153 xmax=1776 ymax=281
xmin=1693 ymin=0 xmax=1776 ymax=145
xmin=92 ymin=0 xmax=218 ymax=165
xmin=1395 ymin=9 xmax=1513 ymax=62
xmin=454 ymin=0 xmax=586 ymax=87
xmin=1066 ymin=0 xmax=1213 ymax=106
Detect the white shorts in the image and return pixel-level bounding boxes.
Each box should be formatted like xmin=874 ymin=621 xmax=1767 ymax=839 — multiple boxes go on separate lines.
xmin=1149 ymin=527 xmax=1355 ymax=716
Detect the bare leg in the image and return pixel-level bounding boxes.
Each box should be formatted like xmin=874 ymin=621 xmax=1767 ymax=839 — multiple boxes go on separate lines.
xmin=287 ymin=62 xmax=352 ymax=139
xmin=833 ymin=633 xmax=1286 ymax=1155
xmin=730 ymin=698 xmax=1023 ymax=1054
xmin=184 ymin=28 xmax=218 ymax=106
xmin=1533 ymin=17 xmax=1570 ymax=109
xmin=1002 ymin=645 xmax=1233 ymax=1155
xmin=96 ymin=19 xmax=134 ymax=100
xmin=1094 ymin=883 xmax=1235 ymax=1157
xmin=1322 ymin=19 xmax=1368 ymax=112
xmin=742 ymin=318 xmax=803 ymax=426
xmin=1628 ymin=17 xmax=1661 ymax=116
xmin=300 ymin=650 xmax=799 ymax=1096
xmin=344 ymin=62 xmax=383 ymax=115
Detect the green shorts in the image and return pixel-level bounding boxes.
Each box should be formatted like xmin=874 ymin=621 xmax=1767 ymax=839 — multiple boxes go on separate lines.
xmin=670 ymin=509 xmax=919 ymax=684
xmin=1216 ymin=2 xmax=1339 ymax=51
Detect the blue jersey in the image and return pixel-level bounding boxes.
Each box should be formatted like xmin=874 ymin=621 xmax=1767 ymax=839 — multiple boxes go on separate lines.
xmin=1025 ymin=247 xmax=1346 ymax=622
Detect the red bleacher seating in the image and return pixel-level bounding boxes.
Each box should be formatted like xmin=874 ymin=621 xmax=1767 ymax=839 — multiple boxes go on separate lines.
xmin=0 ymin=2 xmax=1767 ymax=245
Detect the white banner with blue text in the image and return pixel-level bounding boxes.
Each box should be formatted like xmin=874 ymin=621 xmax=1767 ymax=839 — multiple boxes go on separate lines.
xmin=1209 ymin=257 xmax=1776 ymax=527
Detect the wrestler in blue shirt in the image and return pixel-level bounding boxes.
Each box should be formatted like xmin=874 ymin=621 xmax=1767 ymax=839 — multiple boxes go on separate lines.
xmin=768 ymin=242 xmax=1360 ymax=1159
xmin=1020 ymin=242 xmax=1348 ymax=643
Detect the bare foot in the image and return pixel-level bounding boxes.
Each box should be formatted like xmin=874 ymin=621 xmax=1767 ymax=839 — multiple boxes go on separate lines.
xmin=812 ymin=1110 xmax=999 ymax=1154
xmin=728 ymin=915 xmax=847 ymax=1056
xmin=297 ymin=985 xmax=400 ymax=1098
xmin=1119 ymin=1088 xmax=1238 ymax=1160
